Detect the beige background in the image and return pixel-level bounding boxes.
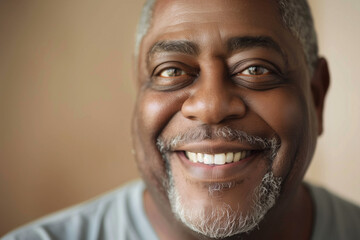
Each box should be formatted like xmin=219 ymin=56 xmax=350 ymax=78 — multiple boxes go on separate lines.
xmin=0 ymin=0 xmax=359 ymax=236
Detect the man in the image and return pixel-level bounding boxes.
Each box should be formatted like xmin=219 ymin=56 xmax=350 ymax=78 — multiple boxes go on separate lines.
xmin=2 ymin=0 xmax=360 ymax=239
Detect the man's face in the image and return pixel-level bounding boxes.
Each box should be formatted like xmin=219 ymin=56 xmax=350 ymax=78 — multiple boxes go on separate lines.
xmin=133 ymin=0 xmax=323 ymax=238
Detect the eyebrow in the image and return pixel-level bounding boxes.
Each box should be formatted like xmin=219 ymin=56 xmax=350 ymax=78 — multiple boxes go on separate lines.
xmin=147 ymin=36 xmax=287 ymax=64
xmin=148 ymin=40 xmax=199 ymax=60
xmin=227 ymin=36 xmax=287 ymax=62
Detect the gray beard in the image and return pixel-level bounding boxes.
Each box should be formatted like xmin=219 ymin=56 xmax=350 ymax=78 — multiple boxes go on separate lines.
xmin=166 ymin=170 xmax=282 ymax=239
xmin=157 ymin=126 xmax=282 ymax=238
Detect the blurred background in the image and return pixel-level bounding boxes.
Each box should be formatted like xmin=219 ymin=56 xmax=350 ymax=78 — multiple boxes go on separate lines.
xmin=0 ymin=0 xmax=359 ymax=236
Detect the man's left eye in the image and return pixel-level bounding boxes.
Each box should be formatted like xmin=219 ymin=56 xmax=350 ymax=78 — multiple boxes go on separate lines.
xmin=239 ymin=66 xmax=270 ymax=76
xmin=159 ymin=68 xmax=186 ymax=78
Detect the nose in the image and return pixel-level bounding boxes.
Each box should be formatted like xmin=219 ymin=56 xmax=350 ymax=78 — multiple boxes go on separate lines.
xmin=181 ymin=67 xmax=246 ymax=124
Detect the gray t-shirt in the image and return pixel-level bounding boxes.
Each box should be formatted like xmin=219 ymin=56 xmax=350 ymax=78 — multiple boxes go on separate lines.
xmin=2 ymin=180 xmax=360 ymax=240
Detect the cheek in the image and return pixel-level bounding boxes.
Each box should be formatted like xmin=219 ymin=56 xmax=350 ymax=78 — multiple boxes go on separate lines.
xmin=249 ymin=87 xmax=308 ymax=176
xmin=258 ymin=89 xmax=305 ymax=136
xmin=137 ymin=91 xmax=183 ymax=139
xmin=133 ymin=90 xmax=186 ymax=180
xmin=132 ymin=92 xmax=177 ymax=199
xmin=132 ymin=90 xmax=189 ymax=204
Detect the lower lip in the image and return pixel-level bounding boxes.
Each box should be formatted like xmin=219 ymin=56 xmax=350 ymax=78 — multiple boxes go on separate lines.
xmin=175 ymin=151 xmax=262 ymax=182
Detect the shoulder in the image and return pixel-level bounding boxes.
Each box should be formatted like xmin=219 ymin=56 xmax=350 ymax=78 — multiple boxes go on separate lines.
xmin=307 ymin=183 xmax=360 ymax=240
xmin=1 ymin=180 xmax=149 ymax=240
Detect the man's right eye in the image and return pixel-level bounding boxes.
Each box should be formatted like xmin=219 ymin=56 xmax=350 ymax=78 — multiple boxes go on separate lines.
xmin=151 ymin=65 xmax=196 ymax=91
xmin=159 ymin=68 xmax=186 ymax=78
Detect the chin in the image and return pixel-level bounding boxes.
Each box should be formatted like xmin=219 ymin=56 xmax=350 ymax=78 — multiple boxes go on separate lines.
xmin=166 ymin=168 xmax=282 ymax=239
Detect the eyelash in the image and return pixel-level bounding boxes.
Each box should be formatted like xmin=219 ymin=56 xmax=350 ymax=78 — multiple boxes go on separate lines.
xmin=150 ymin=60 xmax=284 ymax=91
xmin=237 ymin=66 xmax=270 ymax=76
xmin=150 ymin=63 xmax=198 ymax=91
xmin=158 ymin=68 xmax=187 ymax=78
xmin=156 ymin=65 xmax=272 ymax=78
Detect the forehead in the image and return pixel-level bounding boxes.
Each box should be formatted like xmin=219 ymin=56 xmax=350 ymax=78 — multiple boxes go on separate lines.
xmin=152 ymin=0 xmax=281 ymax=30
xmin=145 ymin=0 xmax=288 ymax=46
xmin=138 ymin=0 xmax=303 ymax=76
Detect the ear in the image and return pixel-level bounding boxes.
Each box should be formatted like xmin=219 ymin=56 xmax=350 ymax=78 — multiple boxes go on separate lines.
xmin=311 ymin=57 xmax=330 ymax=135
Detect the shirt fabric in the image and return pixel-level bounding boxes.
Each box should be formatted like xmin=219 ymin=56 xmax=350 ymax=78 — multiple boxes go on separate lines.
xmin=2 ymin=180 xmax=360 ymax=240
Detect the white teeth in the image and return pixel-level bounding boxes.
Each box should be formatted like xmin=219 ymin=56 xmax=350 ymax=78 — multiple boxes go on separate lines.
xmin=234 ymin=152 xmax=241 ymax=162
xmin=188 ymin=152 xmax=197 ymax=162
xmin=204 ymin=154 xmax=214 ymax=164
xmin=214 ymin=153 xmax=226 ymax=165
xmin=197 ymin=153 xmax=204 ymax=163
xmin=226 ymin=152 xmax=233 ymax=163
xmin=185 ymin=151 xmax=252 ymax=165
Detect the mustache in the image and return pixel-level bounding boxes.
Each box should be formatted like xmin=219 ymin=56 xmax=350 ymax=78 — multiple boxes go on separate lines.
xmin=157 ymin=126 xmax=280 ymax=158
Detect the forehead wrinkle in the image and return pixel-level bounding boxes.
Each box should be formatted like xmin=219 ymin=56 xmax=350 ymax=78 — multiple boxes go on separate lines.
xmin=227 ymin=36 xmax=289 ymax=66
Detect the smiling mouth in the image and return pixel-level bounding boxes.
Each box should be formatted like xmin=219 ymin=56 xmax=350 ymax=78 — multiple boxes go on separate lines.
xmin=185 ymin=150 xmax=257 ymax=165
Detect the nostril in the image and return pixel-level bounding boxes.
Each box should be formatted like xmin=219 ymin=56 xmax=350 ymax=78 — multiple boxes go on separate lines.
xmin=228 ymin=114 xmax=242 ymax=120
xmin=224 ymin=114 xmax=245 ymax=121
xmin=187 ymin=116 xmax=197 ymax=120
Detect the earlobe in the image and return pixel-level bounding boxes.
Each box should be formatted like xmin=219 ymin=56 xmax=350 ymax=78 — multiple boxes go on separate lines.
xmin=311 ymin=57 xmax=330 ymax=135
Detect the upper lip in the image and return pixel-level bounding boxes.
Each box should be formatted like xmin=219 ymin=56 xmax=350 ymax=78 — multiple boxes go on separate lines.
xmin=175 ymin=140 xmax=263 ymax=154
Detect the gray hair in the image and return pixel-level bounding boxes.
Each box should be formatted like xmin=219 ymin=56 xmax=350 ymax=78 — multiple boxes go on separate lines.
xmin=135 ymin=0 xmax=318 ymax=75
xmin=134 ymin=0 xmax=156 ymax=57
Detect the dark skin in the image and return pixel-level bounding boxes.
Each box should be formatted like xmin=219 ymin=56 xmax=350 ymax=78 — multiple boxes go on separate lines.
xmin=132 ymin=0 xmax=330 ymax=239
